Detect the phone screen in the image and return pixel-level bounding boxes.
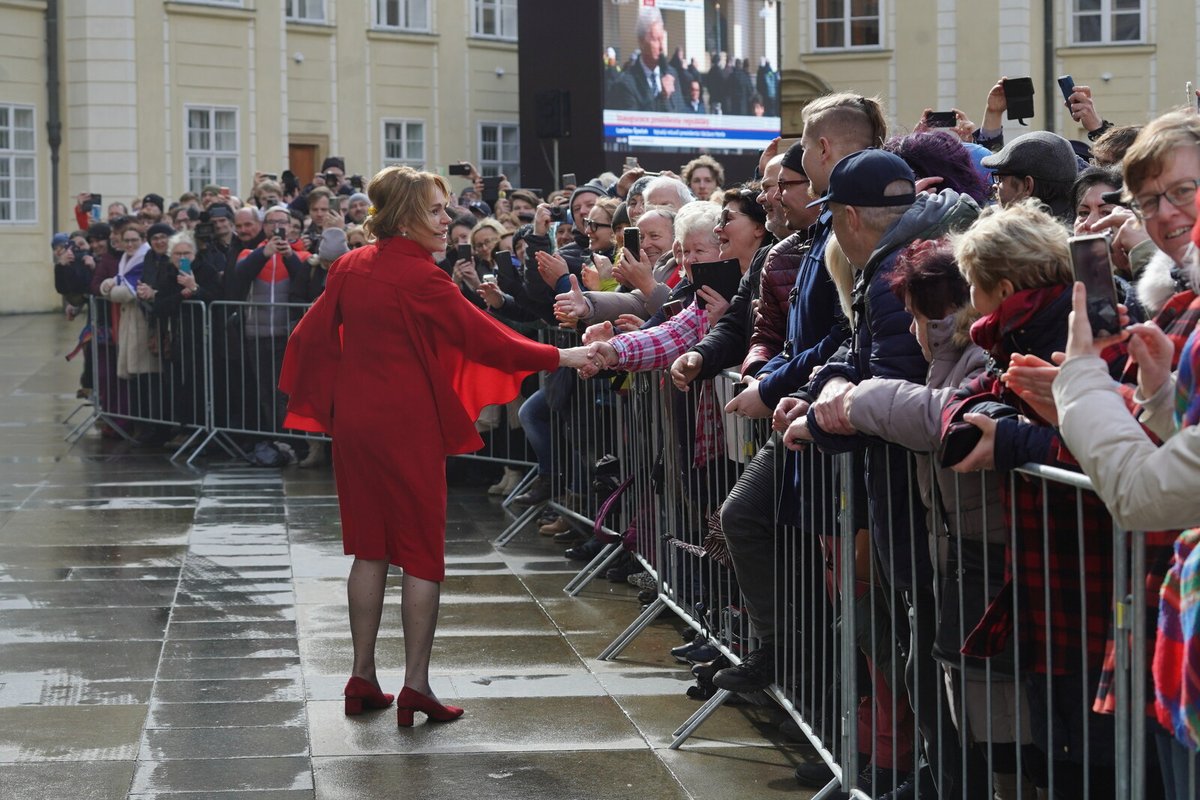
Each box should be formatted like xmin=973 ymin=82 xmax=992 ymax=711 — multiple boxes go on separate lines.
xmin=926 ymin=111 xmax=957 ymax=128
xmin=623 ymin=227 xmax=641 ymax=256
xmin=456 ymin=243 xmax=472 ymax=262
xmin=1070 ymin=235 xmax=1120 ymax=337
xmin=179 ymin=257 xmax=192 ymax=274
xmin=561 ymin=173 xmax=576 ymax=187
xmin=329 ymin=197 xmax=341 ymax=214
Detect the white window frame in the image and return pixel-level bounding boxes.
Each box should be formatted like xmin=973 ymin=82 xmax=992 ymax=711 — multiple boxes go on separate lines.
xmin=175 ymin=0 xmax=244 ymax=7
xmin=478 ymin=121 xmax=520 ymax=184
xmin=381 ymin=119 xmax=426 ymax=169
xmin=1069 ymin=0 xmax=1145 ymax=45
xmin=0 ymin=103 xmax=37 ymax=224
xmin=373 ymin=0 xmax=431 ymax=32
xmin=184 ymin=105 xmax=240 ymax=197
xmin=472 ymin=0 xmax=518 ymax=41
xmin=812 ymin=0 xmax=883 ymax=51
xmin=286 ymin=0 xmax=326 ymax=23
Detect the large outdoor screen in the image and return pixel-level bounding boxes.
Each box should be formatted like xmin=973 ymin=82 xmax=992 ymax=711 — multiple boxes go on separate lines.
xmin=601 ymin=0 xmax=781 ymax=154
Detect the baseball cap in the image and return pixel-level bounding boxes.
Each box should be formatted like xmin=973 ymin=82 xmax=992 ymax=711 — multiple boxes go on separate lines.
xmin=807 ymin=150 xmax=916 ymax=209
xmin=51 ymin=232 xmax=70 ymax=249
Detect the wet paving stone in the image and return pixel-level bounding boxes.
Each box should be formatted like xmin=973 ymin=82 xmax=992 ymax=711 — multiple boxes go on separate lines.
xmin=0 ymin=314 xmax=815 ymax=798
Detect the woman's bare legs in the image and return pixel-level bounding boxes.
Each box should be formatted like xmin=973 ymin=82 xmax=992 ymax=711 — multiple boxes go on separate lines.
xmin=400 ymin=573 xmax=441 ymax=697
xmin=347 ymin=557 xmax=389 ymax=688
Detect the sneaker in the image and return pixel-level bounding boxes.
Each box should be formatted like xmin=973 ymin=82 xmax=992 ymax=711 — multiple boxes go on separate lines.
xmin=793 ymin=760 xmax=836 ymax=789
xmin=670 ymin=637 xmax=709 ymax=663
xmin=684 ymin=642 xmax=722 ymax=664
xmin=626 ymin=571 xmax=657 ymax=592
xmin=512 ymin=475 xmax=552 ymax=506
xmin=711 ymin=645 xmax=778 ymax=692
xmin=564 ymin=537 xmax=604 ymax=561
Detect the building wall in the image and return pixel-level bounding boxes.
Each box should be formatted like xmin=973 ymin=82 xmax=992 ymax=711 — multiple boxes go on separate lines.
xmin=0 ymin=0 xmax=519 ymax=313
xmin=781 ymin=0 xmax=1198 ymax=145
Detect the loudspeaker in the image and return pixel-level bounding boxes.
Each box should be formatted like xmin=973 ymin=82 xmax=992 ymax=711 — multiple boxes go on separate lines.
xmin=535 ymin=90 xmax=571 ymax=139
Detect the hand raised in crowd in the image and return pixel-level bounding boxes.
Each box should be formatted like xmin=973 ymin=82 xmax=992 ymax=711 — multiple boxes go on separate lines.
xmin=783 ymin=415 xmax=813 ymax=452
xmin=1064 ymin=84 xmax=1103 ymax=132
xmin=757 ymin=136 xmax=782 ymax=176
xmin=582 ymin=319 xmax=616 ymax=345
xmin=772 ymin=396 xmax=809 ymax=434
xmin=612 ymin=247 xmax=653 ymax=294
xmin=982 ymin=77 xmax=1008 ymax=131
xmin=616 ymin=167 xmax=646 ymax=199
xmin=583 ymin=253 xmax=615 ymax=291
xmin=263 ymin=232 xmax=288 ymax=257
xmin=1084 ymin=206 xmax=1150 ymax=274
xmin=532 ymin=203 xmax=556 ymax=236
xmin=135 ymin=281 xmax=156 ymax=301
xmin=1063 ymin=282 xmax=1130 ymax=362
xmin=324 ymin=208 xmax=345 ymax=230
xmin=581 ymin=261 xmax=601 ymax=290
xmin=1126 ymin=321 xmax=1175 ymax=400
xmin=477 ymin=281 xmax=505 ymax=310
xmin=75 ymin=191 xmax=91 ymax=207
xmin=452 ymin=259 xmax=481 ymax=291
xmin=915 ymin=176 xmax=944 ymax=194
xmin=915 ymin=108 xmax=976 ymax=143
xmin=670 ymin=352 xmax=704 ymax=392
xmin=553 ymin=274 xmax=589 ymax=326
xmin=177 ymin=271 xmax=198 ymax=295
xmin=695 ymin=286 xmax=730 ymax=327
xmin=724 ymin=376 xmax=772 ymax=419
xmin=614 ymin=314 xmax=643 ymax=332
xmin=810 ymin=377 xmax=856 ymax=434
xmin=535 ymin=250 xmax=569 ymax=288
xmin=1002 ymin=352 xmax=1065 ymax=426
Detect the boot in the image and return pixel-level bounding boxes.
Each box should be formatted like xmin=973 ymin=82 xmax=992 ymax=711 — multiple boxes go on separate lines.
xmin=539 ymin=515 xmax=570 ymax=536
xmin=488 ymin=467 xmax=521 ymax=496
xmin=299 ymin=440 xmax=326 ymax=468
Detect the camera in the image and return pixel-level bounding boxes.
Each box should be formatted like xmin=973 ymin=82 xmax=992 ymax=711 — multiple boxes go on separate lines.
xmin=324 ymin=172 xmax=340 ymax=187
xmin=194 ymin=220 xmax=215 ymax=246
xmin=349 ymin=174 xmax=364 ymax=190
xmin=548 ymin=205 xmax=568 ymax=223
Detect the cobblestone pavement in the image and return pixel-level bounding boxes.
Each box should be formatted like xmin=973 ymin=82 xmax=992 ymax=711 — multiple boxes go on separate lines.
xmin=0 ymin=313 xmax=816 ymax=799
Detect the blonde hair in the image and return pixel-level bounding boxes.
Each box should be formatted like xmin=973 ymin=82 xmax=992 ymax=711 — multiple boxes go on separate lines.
xmin=1121 ymin=109 xmax=1200 ymax=195
xmin=823 ymin=235 xmax=855 ymax=323
xmin=470 ymin=217 xmax=506 ymax=243
xmin=951 ymin=200 xmax=1072 ymax=292
xmin=363 ymin=166 xmax=452 ymax=241
xmin=801 ymin=92 xmax=888 ymax=150
xmin=590 ymin=196 xmax=620 ymax=222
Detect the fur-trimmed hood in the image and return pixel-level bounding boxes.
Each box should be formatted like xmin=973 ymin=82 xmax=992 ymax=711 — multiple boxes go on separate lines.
xmin=1136 ymin=244 xmax=1200 ymax=318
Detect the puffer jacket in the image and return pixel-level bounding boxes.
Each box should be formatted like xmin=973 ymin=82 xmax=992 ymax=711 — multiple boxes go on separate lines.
xmin=744 ymin=231 xmax=805 ymax=374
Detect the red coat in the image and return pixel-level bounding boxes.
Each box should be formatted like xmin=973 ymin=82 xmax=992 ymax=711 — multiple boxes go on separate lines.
xmin=279 ymin=236 xmax=559 ymax=581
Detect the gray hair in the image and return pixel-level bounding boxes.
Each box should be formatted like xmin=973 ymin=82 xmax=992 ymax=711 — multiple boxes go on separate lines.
xmin=638 ymin=206 xmax=676 ymax=231
xmin=644 ymin=176 xmax=694 ymax=211
xmin=672 ymin=200 xmax=721 ymax=244
xmin=635 ymin=7 xmax=663 ymax=42
xmin=263 ymin=204 xmax=292 ymax=224
xmin=167 ymin=231 xmax=195 ymax=253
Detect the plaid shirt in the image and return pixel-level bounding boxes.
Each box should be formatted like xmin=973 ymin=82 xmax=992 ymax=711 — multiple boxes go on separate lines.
xmin=610 ymin=302 xmax=708 ymax=371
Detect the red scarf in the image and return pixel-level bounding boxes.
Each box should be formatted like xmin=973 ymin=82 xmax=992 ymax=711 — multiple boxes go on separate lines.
xmin=969 ymin=284 xmax=1068 ymax=357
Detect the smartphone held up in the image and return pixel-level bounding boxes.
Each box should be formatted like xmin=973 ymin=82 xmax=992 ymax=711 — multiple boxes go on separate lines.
xmin=1069 ymin=234 xmax=1121 ymax=338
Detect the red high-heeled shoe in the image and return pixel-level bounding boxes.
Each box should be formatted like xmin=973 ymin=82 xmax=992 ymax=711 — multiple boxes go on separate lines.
xmin=395 ymin=686 xmax=464 ymax=727
xmin=343 ymin=677 xmax=395 ymax=715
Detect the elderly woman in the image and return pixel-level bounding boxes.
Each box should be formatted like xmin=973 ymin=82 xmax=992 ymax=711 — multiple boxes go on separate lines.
xmin=279 ymin=166 xmax=589 ymax=726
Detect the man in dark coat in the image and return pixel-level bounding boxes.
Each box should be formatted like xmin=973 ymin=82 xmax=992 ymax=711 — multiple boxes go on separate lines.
xmin=607 ymin=7 xmax=686 ymax=112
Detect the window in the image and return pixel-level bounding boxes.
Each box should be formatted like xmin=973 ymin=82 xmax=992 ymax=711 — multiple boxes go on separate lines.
xmin=286 ymin=0 xmax=326 ymax=22
xmin=374 ymin=0 xmax=429 ymax=32
xmin=479 ymin=122 xmax=519 ymax=183
xmin=0 ymin=104 xmax=36 ymax=223
xmin=382 ymin=120 xmax=425 ymax=168
xmin=1072 ymin=0 xmax=1143 ymax=44
xmin=185 ymin=106 xmax=239 ymax=196
xmin=472 ymin=0 xmax=517 ymax=40
xmin=814 ymin=0 xmax=881 ymax=50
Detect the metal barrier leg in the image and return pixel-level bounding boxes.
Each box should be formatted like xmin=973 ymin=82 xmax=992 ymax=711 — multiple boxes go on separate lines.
xmin=65 ymin=407 xmax=98 ymax=443
xmin=668 ymin=688 xmax=733 ymax=749
xmin=562 ymin=541 xmax=622 ymax=596
xmin=493 ymin=503 xmax=543 ymax=548
xmin=63 ymin=401 xmax=91 ymax=425
xmin=598 ymin=595 xmax=667 ymax=661
xmin=168 ymin=427 xmax=207 ymax=465
xmin=808 ymin=778 xmax=845 ymax=800
xmin=500 ymin=467 xmax=538 ymax=510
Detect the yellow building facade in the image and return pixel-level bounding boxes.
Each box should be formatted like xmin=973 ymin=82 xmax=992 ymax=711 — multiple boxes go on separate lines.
xmin=0 ymin=0 xmax=519 ymax=313
xmin=780 ymin=0 xmax=1199 ymax=141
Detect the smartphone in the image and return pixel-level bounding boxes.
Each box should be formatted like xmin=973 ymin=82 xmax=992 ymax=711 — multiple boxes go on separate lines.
xmin=623 ymin=227 xmax=641 ymax=257
xmin=494 ymin=250 xmax=518 ymax=283
xmin=624 ymin=156 xmax=639 ymax=170
xmin=1002 ymin=77 xmax=1036 ymax=122
xmin=448 ymin=163 xmax=472 ymax=176
xmin=179 ymin=257 xmax=192 ymax=274
xmin=481 ymin=176 xmax=502 ymax=200
xmin=1057 ymin=75 xmax=1075 ymax=104
xmin=349 ymin=174 xmax=364 ymax=190
xmin=1069 ymin=234 xmax=1121 ymax=337
xmin=273 ymin=226 xmax=287 ymax=241
xmin=482 ymin=273 xmax=497 ymax=284
xmin=329 ymin=196 xmax=341 ymax=214
xmin=561 ymin=172 xmax=576 ymax=188
xmin=86 ymin=192 xmax=102 ymax=220
xmin=925 ymin=111 xmax=957 ymax=128
xmin=456 ymin=243 xmax=472 ymax=262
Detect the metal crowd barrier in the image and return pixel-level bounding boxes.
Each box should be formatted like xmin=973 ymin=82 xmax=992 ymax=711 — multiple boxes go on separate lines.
xmin=528 ymin=361 xmax=1171 ymax=797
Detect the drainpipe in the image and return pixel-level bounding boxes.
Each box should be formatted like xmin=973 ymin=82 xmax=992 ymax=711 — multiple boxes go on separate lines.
xmin=46 ymin=0 xmax=62 ymax=232
xmin=1043 ymin=0 xmax=1056 ymax=133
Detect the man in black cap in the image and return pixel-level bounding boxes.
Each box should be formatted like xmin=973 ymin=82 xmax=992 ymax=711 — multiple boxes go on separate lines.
xmin=318 ymin=156 xmax=352 ymax=196
xmin=140 ymin=193 xmax=165 ymax=224
xmin=981 ymin=130 xmax=1079 ymax=222
xmin=800 ymin=149 xmax=981 ymax=799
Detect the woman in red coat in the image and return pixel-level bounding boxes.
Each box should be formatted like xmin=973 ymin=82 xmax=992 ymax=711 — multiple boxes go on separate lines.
xmin=280 ymin=166 xmax=589 ymax=726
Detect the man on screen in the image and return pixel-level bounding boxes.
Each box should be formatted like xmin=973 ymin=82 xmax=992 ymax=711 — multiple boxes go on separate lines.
xmin=607 ymin=7 xmax=686 ymax=113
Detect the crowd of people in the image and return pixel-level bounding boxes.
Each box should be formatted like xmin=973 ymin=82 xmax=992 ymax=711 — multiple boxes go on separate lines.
xmin=52 ymin=74 xmax=1200 ymax=798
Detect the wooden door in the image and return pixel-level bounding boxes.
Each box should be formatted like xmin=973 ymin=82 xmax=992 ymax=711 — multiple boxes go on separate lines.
xmin=288 ymin=144 xmax=318 ymax=186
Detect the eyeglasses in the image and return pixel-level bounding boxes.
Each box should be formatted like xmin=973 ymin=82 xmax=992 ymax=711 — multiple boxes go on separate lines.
xmin=122 ymin=237 xmax=143 ymax=244
xmin=1130 ymin=177 xmax=1200 ymax=219
xmin=777 ymin=178 xmax=810 ymax=190
xmin=584 ymin=219 xmax=612 ymax=231
xmin=717 ymin=209 xmax=745 ymax=227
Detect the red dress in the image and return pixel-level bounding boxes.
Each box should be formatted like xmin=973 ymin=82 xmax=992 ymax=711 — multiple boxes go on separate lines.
xmin=279 ymin=236 xmax=559 ymax=581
